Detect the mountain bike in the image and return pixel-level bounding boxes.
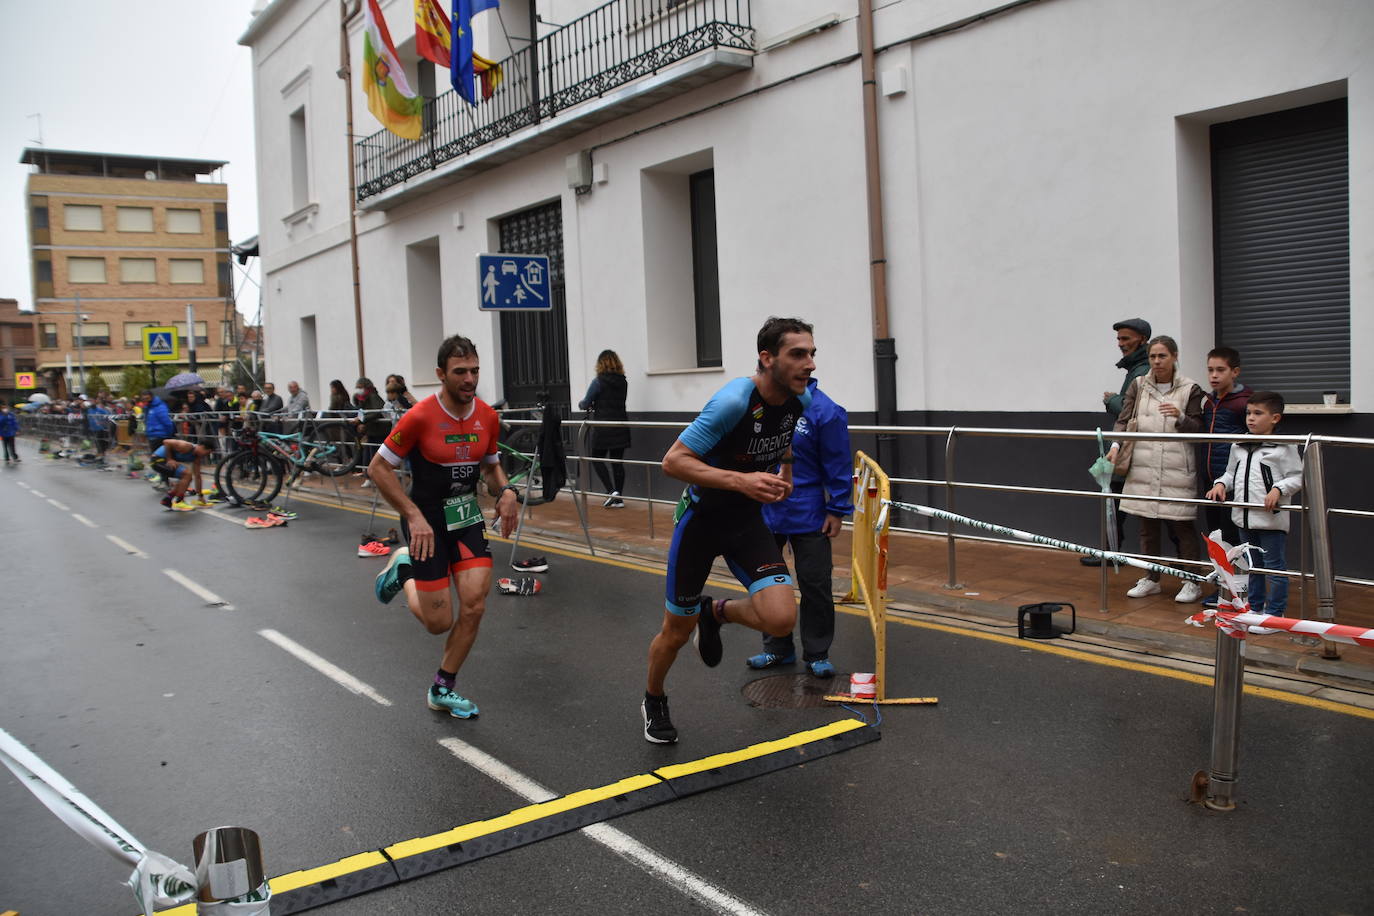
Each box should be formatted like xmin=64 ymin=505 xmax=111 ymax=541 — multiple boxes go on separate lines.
xmin=215 ymin=425 xmax=359 ymax=505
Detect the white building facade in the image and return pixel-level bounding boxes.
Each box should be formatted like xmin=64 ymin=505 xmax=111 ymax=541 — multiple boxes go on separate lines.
xmin=241 ymin=0 xmax=1371 ymax=550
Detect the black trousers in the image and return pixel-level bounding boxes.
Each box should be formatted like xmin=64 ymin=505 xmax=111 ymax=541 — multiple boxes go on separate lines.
xmin=762 ymin=531 xmax=835 ymax=662
xmin=591 ymin=447 xmax=625 ymax=494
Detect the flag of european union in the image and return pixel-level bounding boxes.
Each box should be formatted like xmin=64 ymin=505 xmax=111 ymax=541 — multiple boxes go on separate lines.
xmin=451 ymin=0 xmax=500 ymax=106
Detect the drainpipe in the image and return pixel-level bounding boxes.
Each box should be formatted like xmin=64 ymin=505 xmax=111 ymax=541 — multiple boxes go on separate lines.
xmin=857 ymin=0 xmax=899 ymax=472
xmin=340 ymin=0 xmax=367 ymax=378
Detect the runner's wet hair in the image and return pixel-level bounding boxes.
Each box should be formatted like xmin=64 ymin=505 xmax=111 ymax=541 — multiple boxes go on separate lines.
xmin=756 ymin=317 xmax=813 ymax=369
xmin=437 ymin=335 xmax=478 ymax=368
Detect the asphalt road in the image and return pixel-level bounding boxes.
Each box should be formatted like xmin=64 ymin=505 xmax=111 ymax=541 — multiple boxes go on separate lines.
xmin=2 ymin=456 xmax=1373 ymax=915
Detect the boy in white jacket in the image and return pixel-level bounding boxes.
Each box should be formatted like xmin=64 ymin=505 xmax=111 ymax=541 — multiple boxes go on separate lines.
xmin=1206 ymin=391 xmax=1303 ymax=616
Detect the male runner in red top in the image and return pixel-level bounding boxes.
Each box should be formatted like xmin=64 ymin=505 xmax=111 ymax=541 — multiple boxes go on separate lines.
xmin=370 ymin=334 xmax=520 ymax=719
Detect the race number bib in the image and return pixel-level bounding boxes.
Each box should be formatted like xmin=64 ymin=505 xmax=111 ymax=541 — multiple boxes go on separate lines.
xmin=442 ymin=493 xmax=482 ymax=531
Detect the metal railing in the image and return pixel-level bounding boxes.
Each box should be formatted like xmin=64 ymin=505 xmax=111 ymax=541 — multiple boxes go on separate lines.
xmin=356 ymin=0 xmax=753 ymax=199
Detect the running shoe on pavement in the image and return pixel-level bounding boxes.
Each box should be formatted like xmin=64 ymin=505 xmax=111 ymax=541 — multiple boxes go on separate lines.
xmin=693 ymin=595 xmax=723 ymax=668
xmin=375 ymin=547 xmax=411 ymax=604
xmin=428 ymin=685 xmax=479 ymax=719
xmin=807 ymin=658 xmax=837 ymax=679
xmin=746 ymin=651 xmax=795 ymax=670
xmin=511 ymin=556 xmax=549 ymax=573
xmin=161 ymin=495 xmax=173 ymax=510
xmin=358 ymin=538 xmax=390 ymax=558
xmin=642 ymin=694 xmax=677 ymax=744
xmin=268 ymin=506 xmax=299 ymax=519
xmin=169 ymin=499 xmax=195 ymax=512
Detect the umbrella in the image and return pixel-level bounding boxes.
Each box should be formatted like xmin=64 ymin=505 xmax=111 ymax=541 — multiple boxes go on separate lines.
xmin=1089 ymin=428 xmax=1121 ymax=568
xmin=163 ymin=372 xmax=205 ymax=392
xmin=27 ymin=392 xmax=51 ymax=404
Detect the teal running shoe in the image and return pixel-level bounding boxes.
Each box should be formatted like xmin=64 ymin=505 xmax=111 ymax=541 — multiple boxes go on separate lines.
xmin=427 ymin=685 xmax=479 ymax=719
xmin=746 ymin=651 xmax=795 ymax=670
xmin=375 ymin=547 xmax=411 ymax=604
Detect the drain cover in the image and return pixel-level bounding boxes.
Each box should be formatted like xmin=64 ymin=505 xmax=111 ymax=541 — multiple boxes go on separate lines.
xmin=741 ymin=673 xmax=844 ymax=709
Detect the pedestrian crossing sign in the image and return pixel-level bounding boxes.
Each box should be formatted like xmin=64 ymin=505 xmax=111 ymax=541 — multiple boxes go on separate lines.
xmin=15 ymin=372 xmax=35 ymax=389
xmin=142 ymin=326 xmax=179 ymax=362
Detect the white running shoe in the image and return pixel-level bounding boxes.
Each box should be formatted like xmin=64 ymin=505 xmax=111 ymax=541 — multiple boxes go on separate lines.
xmin=1126 ymin=577 xmax=1162 ymax=598
xmin=1175 ymin=581 xmax=1202 ymax=603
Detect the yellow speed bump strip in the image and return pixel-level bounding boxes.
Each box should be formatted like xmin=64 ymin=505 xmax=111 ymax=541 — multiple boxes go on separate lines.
xmin=152 ymin=719 xmax=879 ymax=914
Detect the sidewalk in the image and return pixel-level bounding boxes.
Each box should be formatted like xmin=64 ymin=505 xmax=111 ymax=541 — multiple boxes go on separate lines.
xmin=294 ymin=471 xmax=1374 ymax=686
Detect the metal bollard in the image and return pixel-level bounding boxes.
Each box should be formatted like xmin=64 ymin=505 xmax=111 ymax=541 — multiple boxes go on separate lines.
xmin=193 ymin=826 xmax=270 ymax=914
xmin=1203 ymin=629 xmax=1246 ymax=811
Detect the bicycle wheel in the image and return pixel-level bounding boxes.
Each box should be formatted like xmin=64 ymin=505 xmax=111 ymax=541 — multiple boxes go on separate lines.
xmin=223 ymin=451 xmax=285 ymax=505
xmin=310 ymin=433 xmax=362 ymax=477
xmin=500 ymin=426 xmax=540 ymax=487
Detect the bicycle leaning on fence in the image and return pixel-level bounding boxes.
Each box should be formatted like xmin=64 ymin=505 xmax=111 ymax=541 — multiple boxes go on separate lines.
xmin=215 ymin=421 xmax=361 ymax=505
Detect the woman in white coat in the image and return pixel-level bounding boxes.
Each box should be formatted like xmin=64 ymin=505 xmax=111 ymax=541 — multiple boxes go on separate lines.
xmin=1107 ymin=336 xmax=1206 ymax=602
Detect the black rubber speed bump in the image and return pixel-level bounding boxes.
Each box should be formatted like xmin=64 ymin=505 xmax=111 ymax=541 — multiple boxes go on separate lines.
xmin=261 ymin=851 xmax=399 ymax=914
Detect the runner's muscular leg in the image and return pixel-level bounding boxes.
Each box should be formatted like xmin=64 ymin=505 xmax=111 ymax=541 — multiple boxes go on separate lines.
xmin=720 ymin=584 xmax=797 ymax=638
xmin=647 ymin=610 xmax=698 ymax=696
xmin=441 ymin=566 xmax=492 ymax=674
xmin=405 ymin=581 xmax=455 ymax=636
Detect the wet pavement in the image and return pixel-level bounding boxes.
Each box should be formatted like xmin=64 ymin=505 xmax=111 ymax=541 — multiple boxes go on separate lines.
xmin=2 ymin=451 xmax=1373 ymax=915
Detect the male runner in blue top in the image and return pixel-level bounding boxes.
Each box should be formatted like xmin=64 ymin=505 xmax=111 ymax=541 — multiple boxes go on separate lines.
xmin=642 ymin=316 xmax=816 ymax=744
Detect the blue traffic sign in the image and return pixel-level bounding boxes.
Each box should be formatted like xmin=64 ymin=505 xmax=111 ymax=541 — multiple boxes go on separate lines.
xmin=477 ymin=253 xmax=552 ymax=311
xmin=141 ymin=325 xmax=180 ymax=361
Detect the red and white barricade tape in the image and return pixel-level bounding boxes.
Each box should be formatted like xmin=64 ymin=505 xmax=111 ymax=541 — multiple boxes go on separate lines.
xmin=1187 ymin=609 xmax=1374 ymax=647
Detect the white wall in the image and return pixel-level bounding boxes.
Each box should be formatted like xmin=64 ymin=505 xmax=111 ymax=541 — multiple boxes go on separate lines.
xmin=245 ymin=0 xmax=1373 ymax=419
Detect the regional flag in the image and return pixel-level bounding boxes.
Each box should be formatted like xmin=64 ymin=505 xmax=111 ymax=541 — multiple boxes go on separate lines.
xmin=364 ymin=0 xmax=424 ymax=139
xmin=473 ymin=51 xmax=503 ymax=100
xmin=451 ymin=0 xmax=501 ymax=106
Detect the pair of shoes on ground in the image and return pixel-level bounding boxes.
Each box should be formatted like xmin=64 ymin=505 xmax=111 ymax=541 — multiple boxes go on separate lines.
xmin=1126 ymin=577 xmax=1202 ymax=603
xmin=497 ymin=576 xmax=541 ymax=596
xmin=161 ymin=495 xmax=195 ymax=512
xmin=245 ymin=515 xmax=288 ymax=529
xmin=512 ymin=555 xmax=548 ymax=573
xmin=603 ymin=491 xmax=625 ymax=509
xmin=358 ymin=535 xmax=391 ymax=558
xmin=744 ymin=652 xmax=836 ymax=678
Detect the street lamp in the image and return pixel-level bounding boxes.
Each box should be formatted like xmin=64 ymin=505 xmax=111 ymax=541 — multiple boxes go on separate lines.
xmin=39 ymin=296 xmax=93 ymax=396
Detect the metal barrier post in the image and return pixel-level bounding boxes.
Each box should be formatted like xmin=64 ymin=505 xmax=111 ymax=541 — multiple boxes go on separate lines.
xmin=1099 ymin=489 xmax=1110 ymax=613
xmin=1303 ymin=440 xmax=1340 ymax=659
xmin=645 ymin=463 xmax=655 ymax=540
xmin=192 ymin=825 xmax=269 ymax=912
xmin=1204 ymin=630 xmax=1245 ymax=812
xmin=943 ymin=427 xmax=962 ymax=589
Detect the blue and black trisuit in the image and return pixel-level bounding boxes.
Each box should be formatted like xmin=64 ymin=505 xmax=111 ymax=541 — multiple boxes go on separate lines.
xmin=665 ymin=377 xmax=812 ymax=615
xmin=151 ymin=443 xmax=196 ymax=480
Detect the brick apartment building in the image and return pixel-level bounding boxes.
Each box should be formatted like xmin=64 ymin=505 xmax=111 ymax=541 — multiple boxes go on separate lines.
xmin=22 ymin=148 xmax=245 ymax=396
xmin=0 ymin=297 xmax=37 ymax=402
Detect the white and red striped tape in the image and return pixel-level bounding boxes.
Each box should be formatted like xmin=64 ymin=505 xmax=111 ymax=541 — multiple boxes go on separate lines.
xmin=1187 ymin=609 xmax=1374 ymax=648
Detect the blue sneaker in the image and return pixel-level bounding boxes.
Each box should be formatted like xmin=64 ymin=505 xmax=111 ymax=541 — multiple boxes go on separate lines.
xmin=746 ymin=651 xmax=796 ymax=670
xmin=375 ymin=547 xmax=411 ymax=604
xmin=807 ymin=659 xmax=836 ymax=679
xmin=427 ymin=685 xmax=479 ymax=718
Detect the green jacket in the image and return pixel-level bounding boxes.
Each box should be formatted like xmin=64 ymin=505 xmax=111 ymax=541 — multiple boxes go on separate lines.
xmin=1105 ymin=345 xmax=1150 ymax=420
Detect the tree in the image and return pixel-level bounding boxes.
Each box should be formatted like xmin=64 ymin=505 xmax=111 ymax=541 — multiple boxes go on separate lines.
xmin=83 ymin=365 xmax=110 ymax=396
xmin=122 ymin=365 xmax=152 ymax=396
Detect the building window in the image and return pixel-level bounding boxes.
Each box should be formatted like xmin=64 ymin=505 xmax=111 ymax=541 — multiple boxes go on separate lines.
xmin=169 ymin=258 xmax=205 ymax=284
xmin=41 ymin=323 xmax=58 ymax=348
xmin=688 ymin=169 xmax=722 ymax=368
xmin=222 ymin=320 xmax=238 ymax=347
xmin=68 ymin=256 xmax=107 ymax=284
xmin=119 ymin=258 xmax=157 ymax=283
xmin=289 ymin=105 xmax=309 ymax=211
xmin=217 ymin=260 xmax=232 ymax=296
xmin=166 ymin=208 xmax=203 ymax=234
xmin=174 ymin=321 xmax=209 ymax=347
xmin=35 ymin=259 xmax=53 ymax=284
xmin=74 ymin=322 xmax=111 ymax=347
xmin=32 ymin=205 xmax=48 ymax=230
xmin=214 ymin=209 xmax=228 ymax=231
xmin=124 ymin=322 xmax=157 ymax=346
xmin=64 ymin=204 xmax=103 ymax=231
xmin=1212 ymin=99 xmax=1349 ymax=404
xmin=116 ymin=206 xmax=155 ymax=232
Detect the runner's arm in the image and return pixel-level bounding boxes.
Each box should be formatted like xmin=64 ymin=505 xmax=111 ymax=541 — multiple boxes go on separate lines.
xmin=367 ymin=450 xmax=435 ymax=562
xmin=663 ymin=440 xmax=789 ymax=504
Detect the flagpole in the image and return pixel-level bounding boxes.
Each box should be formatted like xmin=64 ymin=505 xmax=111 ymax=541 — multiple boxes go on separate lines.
xmin=528 ymin=0 xmax=540 ymax=124
xmin=340 ymin=0 xmax=367 ymax=379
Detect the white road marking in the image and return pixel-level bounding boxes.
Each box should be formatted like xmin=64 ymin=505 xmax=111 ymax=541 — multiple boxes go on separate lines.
xmin=199 ymin=507 xmax=247 ymax=526
xmin=106 ymin=535 xmax=149 ymax=558
xmin=46 ymin=498 xmax=71 ymax=511
xmin=257 ymin=629 xmax=393 ymax=707
xmin=30 ymin=489 xmax=46 ymax=498
xmin=162 ymin=568 xmax=234 ymax=608
xmin=15 ymin=481 xmax=30 ymax=488
xmin=71 ymin=513 xmax=98 ymax=528
xmin=438 ymin=737 xmax=768 ymax=916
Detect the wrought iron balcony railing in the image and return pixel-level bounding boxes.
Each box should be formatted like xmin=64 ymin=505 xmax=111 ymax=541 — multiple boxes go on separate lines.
xmin=355 ymin=0 xmax=752 ymax=201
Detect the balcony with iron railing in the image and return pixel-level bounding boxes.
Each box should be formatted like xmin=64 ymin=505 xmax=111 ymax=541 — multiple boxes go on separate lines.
xmin=355 ymin=0 xmax=753 ymax=206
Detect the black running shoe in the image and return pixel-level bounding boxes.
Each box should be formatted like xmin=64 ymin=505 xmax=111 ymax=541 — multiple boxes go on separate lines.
xmin=693 ymin=595 xmax=723 ymax=668
xmin=642 ymin=693 xmax=677 ymax=744
xmin=512 ymin=556 xmax=549 ymax=573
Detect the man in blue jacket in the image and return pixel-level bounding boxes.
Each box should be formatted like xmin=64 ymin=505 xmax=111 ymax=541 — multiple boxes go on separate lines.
xmin=142 ymin=390 xmax=174 ymax=453
xmin=751 ymin=378 xmax=853 ymax=678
